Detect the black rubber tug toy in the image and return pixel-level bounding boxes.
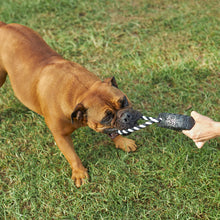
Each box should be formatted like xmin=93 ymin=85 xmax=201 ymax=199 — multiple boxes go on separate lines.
xmin=117 ymin=113 xmax=195 ymax=136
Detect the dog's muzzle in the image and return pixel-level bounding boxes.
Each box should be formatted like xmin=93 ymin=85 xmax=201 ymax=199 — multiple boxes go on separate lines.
xmin=104 ymin=108 xmax=142 ymax=139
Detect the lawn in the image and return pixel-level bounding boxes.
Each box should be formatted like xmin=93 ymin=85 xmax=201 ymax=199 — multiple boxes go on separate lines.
xmin=0 ymin=0 xmax=219 ymax=219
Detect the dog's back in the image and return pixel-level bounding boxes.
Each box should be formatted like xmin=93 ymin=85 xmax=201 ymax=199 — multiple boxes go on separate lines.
xmin=0 ymin=22 xmax=62 ymax=73
xmin=0 ymin=22 xmax=64 ymax=112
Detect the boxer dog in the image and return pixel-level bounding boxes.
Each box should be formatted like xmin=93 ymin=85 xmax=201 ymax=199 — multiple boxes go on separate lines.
xmin=0 ymin=22 xmax=141 ymax=187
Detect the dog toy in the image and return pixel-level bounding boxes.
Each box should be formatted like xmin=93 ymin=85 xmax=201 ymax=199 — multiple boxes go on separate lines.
xmin=118 ymin=113 xmax=195 ymax=135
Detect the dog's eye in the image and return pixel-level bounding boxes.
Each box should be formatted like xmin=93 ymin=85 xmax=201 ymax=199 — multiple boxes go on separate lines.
xmin=101 ymin=111 xmax=114 ymax=125
xmin=119 ymin=96 xmax=129 ymax=108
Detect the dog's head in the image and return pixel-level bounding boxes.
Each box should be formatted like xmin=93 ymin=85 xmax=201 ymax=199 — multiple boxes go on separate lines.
xmin=71 ymin=77 xmax=142 ymax=139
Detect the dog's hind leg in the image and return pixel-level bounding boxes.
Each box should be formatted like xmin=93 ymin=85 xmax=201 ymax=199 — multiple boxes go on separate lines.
xmin=0 ymin=22 xmax=7 ymax=87
xmin=0 ymin=70 xmax=7 ymax=87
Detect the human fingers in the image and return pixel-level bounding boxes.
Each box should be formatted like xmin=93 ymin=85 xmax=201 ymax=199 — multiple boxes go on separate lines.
xmin=195 ymin=141 xmax=205 ymax=148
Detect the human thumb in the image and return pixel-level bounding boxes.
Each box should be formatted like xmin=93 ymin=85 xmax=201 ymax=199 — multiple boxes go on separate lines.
xmin=195 ymin=141 xmax=205 ymax=148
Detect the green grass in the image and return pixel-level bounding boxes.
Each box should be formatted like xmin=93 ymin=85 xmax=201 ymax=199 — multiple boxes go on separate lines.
xmin=0 ymin=0 xmax=219 ymax=219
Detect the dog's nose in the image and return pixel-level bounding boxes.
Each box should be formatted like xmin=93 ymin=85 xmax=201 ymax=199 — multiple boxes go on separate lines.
xmin=121 ymin=112 xmax=132 ymax=123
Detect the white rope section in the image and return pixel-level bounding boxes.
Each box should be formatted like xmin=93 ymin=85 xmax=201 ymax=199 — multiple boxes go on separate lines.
xmin=117 ymin=116 xmax=162 ymax=135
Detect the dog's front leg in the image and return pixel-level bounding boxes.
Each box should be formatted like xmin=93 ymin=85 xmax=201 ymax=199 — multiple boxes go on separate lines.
xmin=52 ymin=132 xmax=89 ymax=187
xmin=112 ymin=135 xmax=137 ymax=152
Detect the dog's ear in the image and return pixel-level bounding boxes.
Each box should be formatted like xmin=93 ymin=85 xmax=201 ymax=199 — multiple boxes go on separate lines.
xmin=71 ymin=103 xmax=87 ymax=123
xmin=104 ymin=76 xmax=118 ymax=88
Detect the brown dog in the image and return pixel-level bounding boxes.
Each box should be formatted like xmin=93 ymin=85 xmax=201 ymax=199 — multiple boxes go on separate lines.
xmin=0 ymin=22 xmax=141 ymax=187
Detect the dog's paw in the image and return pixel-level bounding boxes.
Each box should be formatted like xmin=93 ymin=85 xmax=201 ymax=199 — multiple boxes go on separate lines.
xmin=113 ymin=136 xmax=137 ymax=152
xmin=71 ymin=167 xmax=89 ymax=188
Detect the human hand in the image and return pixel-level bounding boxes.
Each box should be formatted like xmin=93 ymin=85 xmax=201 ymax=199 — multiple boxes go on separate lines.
xmin=182 ymin=111 xmax=220 ymax=148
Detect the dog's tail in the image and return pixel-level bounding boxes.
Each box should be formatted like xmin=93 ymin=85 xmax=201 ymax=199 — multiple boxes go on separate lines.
xmin=0 ymin=21 xmax=6 ymax=27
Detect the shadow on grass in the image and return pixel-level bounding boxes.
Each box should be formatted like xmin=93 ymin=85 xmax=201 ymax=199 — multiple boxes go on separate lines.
xmin=0 ymin=105 xmax=32 ymax=122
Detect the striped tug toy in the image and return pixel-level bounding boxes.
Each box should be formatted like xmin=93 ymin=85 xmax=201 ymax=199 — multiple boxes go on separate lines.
xmin=118 ymin=113 xmax=195 ymax=136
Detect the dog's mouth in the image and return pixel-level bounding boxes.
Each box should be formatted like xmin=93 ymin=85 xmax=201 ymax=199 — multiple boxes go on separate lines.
xmin=104 ymin=128 xmax=120 ymax=139
xmin=103 ymin=122 xmax=140 ymax=139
